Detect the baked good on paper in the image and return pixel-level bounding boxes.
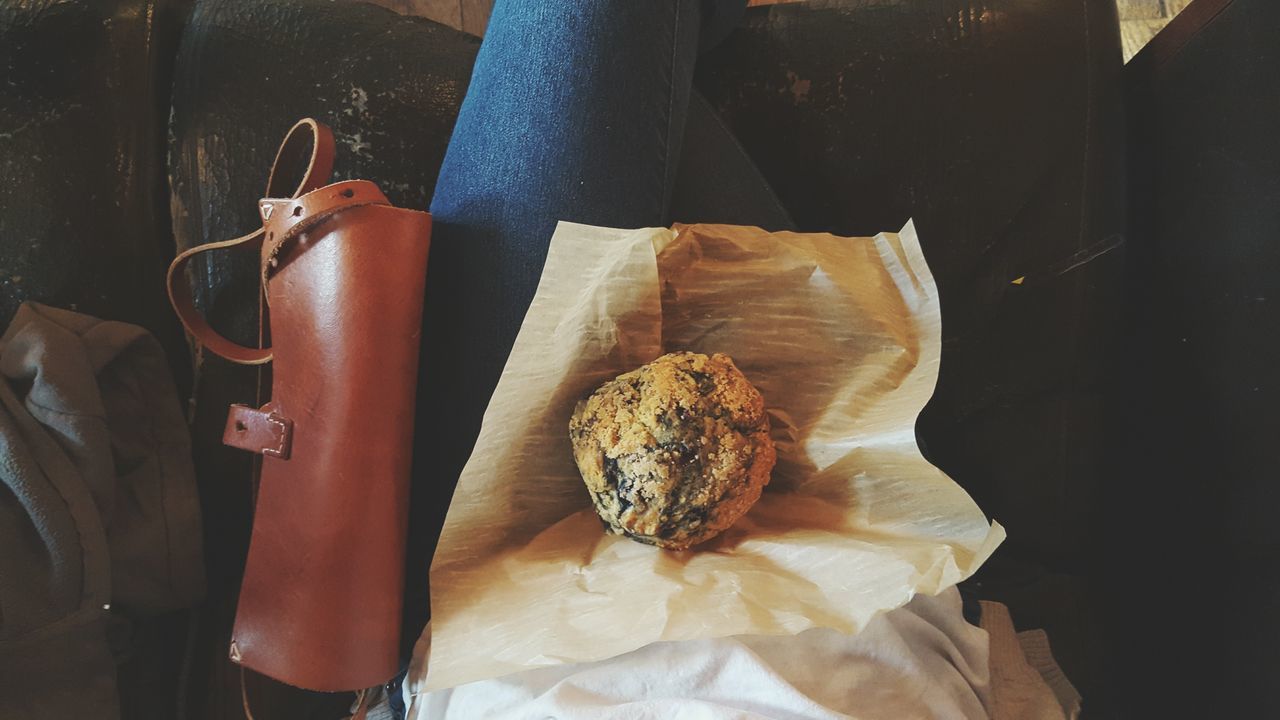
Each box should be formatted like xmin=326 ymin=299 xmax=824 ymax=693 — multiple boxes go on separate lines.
xmin=569 ymin=351 xmax=776 ymax=550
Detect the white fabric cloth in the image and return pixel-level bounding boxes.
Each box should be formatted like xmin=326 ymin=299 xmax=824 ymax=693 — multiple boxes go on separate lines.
xmin=409 ymin=587 xmax=997 ymax=720
xmin=979 ymin=602 xmax=1077 ymax=720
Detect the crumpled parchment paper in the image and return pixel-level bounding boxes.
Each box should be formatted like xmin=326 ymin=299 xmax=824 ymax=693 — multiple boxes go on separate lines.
xmin=416 ymin=220 xmax=1005 ymax=691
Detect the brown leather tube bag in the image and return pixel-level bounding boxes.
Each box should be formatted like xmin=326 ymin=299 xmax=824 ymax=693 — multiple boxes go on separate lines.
xmin=167 ymin=119 xmax=430 ymax=692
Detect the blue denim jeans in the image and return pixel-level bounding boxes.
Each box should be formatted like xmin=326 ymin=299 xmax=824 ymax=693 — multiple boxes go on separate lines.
xmin=403 ymin=0 xmax=790 ymax=664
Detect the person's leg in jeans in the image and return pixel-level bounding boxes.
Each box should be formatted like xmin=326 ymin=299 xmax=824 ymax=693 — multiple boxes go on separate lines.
xmin=401 ymin=0 xmax=791 ymax=663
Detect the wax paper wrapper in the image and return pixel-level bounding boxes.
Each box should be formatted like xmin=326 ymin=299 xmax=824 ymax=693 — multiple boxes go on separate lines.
xmin=418 ymin=220 xmax=1005 ymax=691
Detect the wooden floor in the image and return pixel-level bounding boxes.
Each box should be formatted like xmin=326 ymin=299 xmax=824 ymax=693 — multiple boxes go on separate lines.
xmin=365 ymin=0 xmax=491 ymax=35
xmin=1118 ymin=0 xmax=1190 ymax=61
xmin=371 ymin=0 xmax=1186 ymax=62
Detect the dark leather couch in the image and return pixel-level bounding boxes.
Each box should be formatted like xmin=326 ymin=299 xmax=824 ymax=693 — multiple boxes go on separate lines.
xmin=695 ymin=4 xmax=1126 ymax=707
xmin=3 ymin=1 xmax=1274 ymax=718
xmin=1113 ymin=1 xmax=1279 ymax=717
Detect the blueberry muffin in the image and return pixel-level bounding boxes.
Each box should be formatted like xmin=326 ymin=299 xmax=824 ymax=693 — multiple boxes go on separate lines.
xmin=569 ymin=352 xmax=775 ymax=550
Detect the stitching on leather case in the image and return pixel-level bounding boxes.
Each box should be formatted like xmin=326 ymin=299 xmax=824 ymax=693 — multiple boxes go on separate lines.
xmin=263 ymin=413 xmax=291 ymax=459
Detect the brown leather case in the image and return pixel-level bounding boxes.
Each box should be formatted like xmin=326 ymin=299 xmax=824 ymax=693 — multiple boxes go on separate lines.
xmin=166 ymin=119 xmax=430 ymax=692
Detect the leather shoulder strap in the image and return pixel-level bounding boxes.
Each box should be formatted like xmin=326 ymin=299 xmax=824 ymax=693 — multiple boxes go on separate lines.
xmin=167 ymin=228 xmax=273 ymax=364
xmin=239 ymin=666 xmax=374 ymax=720
xmin=166 ymin=118 xmax=336 ymax=365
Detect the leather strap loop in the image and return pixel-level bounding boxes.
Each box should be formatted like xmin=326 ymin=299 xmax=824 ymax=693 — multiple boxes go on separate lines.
xmin=266 ymin=118 xmax=336 ymax=199
xmin=223 ymin=404 xmax=293 ymax=459
xmin=165 ymin=118 xmax=338 ymax=364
